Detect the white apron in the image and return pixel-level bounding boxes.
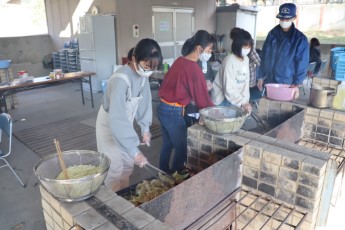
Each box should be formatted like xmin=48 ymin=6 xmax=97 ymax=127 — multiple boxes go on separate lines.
xmin=96 ymin=74 xmax=145 ymax=192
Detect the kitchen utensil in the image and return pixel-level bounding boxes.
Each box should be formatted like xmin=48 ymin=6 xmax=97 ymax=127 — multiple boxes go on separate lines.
xmin=144 ymin=162 xmax=175 ymax=187
xmin=199 ymin=106 xmax=248 ymax=134
xmin=33 ymin=150 xmax=110 ymax=202
xmin=310 ymin=85 xmax=335 ymax=108
xmin=250 ymin=110 xmax=267 ymax=128
xmin=54 ymin=139 xmax=68 ymax=179
xmin=266 ymin=84 xmax=296 ymax=101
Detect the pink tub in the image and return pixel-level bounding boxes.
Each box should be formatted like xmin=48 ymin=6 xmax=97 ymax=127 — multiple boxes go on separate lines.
xmin=266 ymin=83 xmax=296 ymax=101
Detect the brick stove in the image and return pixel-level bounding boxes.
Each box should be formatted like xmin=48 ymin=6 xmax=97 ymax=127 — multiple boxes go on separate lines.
xmin=39 ymin=96 xmax=343 ymax=230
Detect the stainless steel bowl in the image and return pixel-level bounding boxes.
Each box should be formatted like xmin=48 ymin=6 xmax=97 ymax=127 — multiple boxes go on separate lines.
xmin=34 ymin=150 xmax=110 ymax=202
xmin=199 ymin=106 xmax=247 ymax=134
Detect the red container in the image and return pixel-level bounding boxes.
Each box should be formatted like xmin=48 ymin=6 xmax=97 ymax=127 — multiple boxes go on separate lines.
xmin=266 ymin=83 xmax=296 ymax=101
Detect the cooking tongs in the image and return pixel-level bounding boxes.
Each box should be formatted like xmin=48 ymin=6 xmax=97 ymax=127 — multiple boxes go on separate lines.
xmin=144 ymin=162 xmax=175 ymax=187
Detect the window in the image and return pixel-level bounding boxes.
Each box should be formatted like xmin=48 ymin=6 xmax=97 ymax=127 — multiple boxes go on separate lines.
xmin=0 ymin=0 xmax=48 ymax=37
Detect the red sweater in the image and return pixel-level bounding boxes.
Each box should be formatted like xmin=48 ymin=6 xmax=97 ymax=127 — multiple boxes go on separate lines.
xmin=158 ymin=57 xmax=214 ymax=109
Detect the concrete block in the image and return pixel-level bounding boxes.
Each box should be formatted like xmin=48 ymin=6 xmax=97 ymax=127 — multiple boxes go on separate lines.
xmin=104 ymin=196 xmax=135 ymax=215
xmin=232 ymin=136 xmax=251 ymax=146
xmin=51 ymin=208 xmax=64 ymax=229
xmin=281 ymin=102 xmax=293 ymax=113
xmin=257 ymin=135 xmax=278 ymax=145
xmin=43 ymin=210 xmax=54 ymax=230
xmin=316 ymin=126 xmax=330 ymax=135
xmin=242 ymin=175 xmax=258 ymax=189
xmin=304 ymin=123 xmax=316 ymax=131
xmin=298 ymin=172 xmax=324 ymax=189
xmin=74 ymin=209 xmax=108 ymax=229
xmin=295 ymin=195 xmax=315 ymax=211
xmin=39 ymin=185 xmax=52 ymax=203
xmin=240 ymin=131 xmax=262 ymax=140
xmin=281 ymin=150 xmax=305 ymax=170
xmin=243 ymin=165 xmax=259 ymax=179
xmin=95 ymin=186 xmax=117 ymax=202
xmin=53 ymin=221 xmax=63 ymax=230
xmin=94 ymin=222 xmax=121 ymax=230
xmin=50 ymin=194 xmax=62 ymax=213
xmin=279 ymin=167 xmax=298 ymax=181
xmin=277 ymin=177 xmax=297 ymax=192
xmin=333 ymin=112 xmax=345 ymax=122
xmin=41 ymin=198 xmax=52 ymax=216
xmin=259 ymin=171 xmax=277 ymax=185
xmin=258 ymin=183 xmax=275 ymax=197
xmin=142 ymin=220 xmax=172 ymax=230
xmin=263 ymin=146 xmax=283 ymax=165
xmin=122 ymin=207 xmax=155 ymax=229
xmin=61 ymin=201 xmax=91 ymax=227
xmin=187 ymin=126 xmax=201 ymax=139
xmin=331 ymin=121 xmax=345 ymax=132
xmin=245 ymin=140 xmax=269 ymax=159
xmin=304 ymin=115 xmax=318 ymax=125
xmin=63 ymin=221 xmax=71 ymax=230
xmin=276 ymin=189 xmax=295 ymax=205
xmin=261 ymin=161 xmax=279 ymax=175
xmin=214 ymin=136 xmax=227 ymax=148
xmin=301 ymin=156 xmax=327 ymax=176
xmin=296 ymin=184 xmax=318 ymax=200
xmin=200 ymin=142 xmax=212 ymax=153
xmin=187 ymin=137 xmax=199 ymax=149
xmin=319 ymin=110 xmax=334 ymax=119
xmin=187 ymin=156 xmax=198 ymax=168
xmin=244 ymin=155 xmax=261 ymax=169
xmin=306 ymin=107 xmax=320 ymax=116
xmin=201 ymin=131 xmax=213 ymax=142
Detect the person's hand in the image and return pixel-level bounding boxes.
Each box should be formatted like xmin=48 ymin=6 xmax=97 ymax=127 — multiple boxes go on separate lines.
xmin=134 ymin=152 xmax=148 ymax=168
xmin=198 ymin=117 xmax=205 ymax=126
xmin=142 ymin=132 xmax=151 ymax=147
xmin=206 ymin=80 xmax=213 ymax=91
xmin=257 ymin=79 xmax=264 ymax=91
xmin=241 ymin=103 xmax=252 ymax=114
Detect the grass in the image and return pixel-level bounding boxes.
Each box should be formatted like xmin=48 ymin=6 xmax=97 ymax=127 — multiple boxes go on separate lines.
xmin=256 ymin=30 xmax=345 ymax=45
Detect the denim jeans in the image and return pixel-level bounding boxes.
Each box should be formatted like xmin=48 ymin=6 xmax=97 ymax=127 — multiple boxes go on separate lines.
xmin=157 ymin=102 xmax=187 ymax=173
xmin=218 ymin=98 xmax=233 ymax=107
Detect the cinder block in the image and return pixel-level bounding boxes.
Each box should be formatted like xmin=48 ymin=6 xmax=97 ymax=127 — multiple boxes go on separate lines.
xmin=232 ymin=136 xmax=251 ymax=146
xmin=304 ymin=115 xmax=318 ymax=125
xmin=306 ymin=107 xmax=320 ymax=116
xmin=319 ymin=110 xmax=334 ymax=119
xmin=301 ymin=156 xmax=327 ymax=176
xmin=240 ymin=131 xmax=262 ymax=140
xmin=245 ymin=140 xmax=269 ymax=159
xmin=279 ymin=167 xmax=298 ymax=181
xmin=243 ymin=165 xmax=259 ymax=179
xmin=263 ymin=146 xmax=283 ymax=165
xmin=187 ymin=126 xmax=201 ymax=139
xmin=331 ymin=121 xmax=345 ymax=132
xmin=200 ymin=142 xmax=212 ymax=153
xmin=277 ymin=177 xmax=297 ymax=192
xmin=298 ymin=172 xmax=324 ymax=189
xmin=259 ymin=171 xmax=277 ymax=186
xmin=43 ymin=210 xmax=54 ymax=229
xmin=281 ymin=150 xmax=305 ymax=170
xmin=295 ymin=195 xmax=315 ymax=211
xmin=276 ymin=189 xmax=295 ymax=205
xmin=257 ymin=135 xmax=278 ymax=145
xmin=201 ymin=131 xmax=213 ymax=142
xmin=104 ymin=196 xmax=135 ymax=215
xmin=95 ymin=186 xmax=117 ymax=202
xmin=333 ymin=112 xmax=345 ymax=122
xmin=242 ymin=175 xmax=258 ymax=189
xmin=187 ymin=137 xmax=199 ymax=149
xmin=51 ymin=208 xmax=64 ymax=229
xmin=261 ymin=161 xmax=279 ymax=175
xmin=243 ymin=155 xmax=261 ymax=169
xmin=74 ymin=209 xmax=108 ymax=229
xmin=122 ymin=207 xmax=155 ymax=229
xmin=187 ymin=147 xmax=198 ymax=158
xmin=317 ymin=117 xmax=332 ymax=128
xmin=187 ymin=156 xmax=198 ymax=168
xmin=296 ymin=184 xmax=318 ymax=200
xmin=258 ymin=183 xmax=275 ymax=197
xmin=61 ymin=201 xmax=91 ymax=227
xmin=94 ymin=222 xmax=121 ymax=230
xmin=214 ymin=136 xmax=228 ymax=148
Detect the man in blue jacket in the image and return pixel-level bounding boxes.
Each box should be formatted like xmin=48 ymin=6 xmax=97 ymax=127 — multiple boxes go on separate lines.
xmin=257 ymin=3 xmax=309 ymax=93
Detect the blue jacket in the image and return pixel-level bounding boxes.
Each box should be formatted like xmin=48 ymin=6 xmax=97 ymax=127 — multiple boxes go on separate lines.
xmin=258 ymin=24 xmax=309 ymax=85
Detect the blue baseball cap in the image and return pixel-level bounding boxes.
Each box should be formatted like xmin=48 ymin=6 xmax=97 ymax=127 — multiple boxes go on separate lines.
xmin=276 ymin=3 xmax=296 ymax=19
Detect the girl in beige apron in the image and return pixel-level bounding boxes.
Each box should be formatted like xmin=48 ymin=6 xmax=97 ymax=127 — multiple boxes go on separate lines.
xmin=96 ymin=73 xmax=145 ymax=192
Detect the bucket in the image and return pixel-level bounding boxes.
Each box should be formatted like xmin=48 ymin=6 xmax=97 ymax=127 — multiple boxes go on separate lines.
xmin=310 ymin=85 xmax=335 ymax=108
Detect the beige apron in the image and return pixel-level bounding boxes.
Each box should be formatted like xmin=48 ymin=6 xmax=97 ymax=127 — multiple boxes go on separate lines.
xmin=96 ymin=74 xmax=145 ymax=192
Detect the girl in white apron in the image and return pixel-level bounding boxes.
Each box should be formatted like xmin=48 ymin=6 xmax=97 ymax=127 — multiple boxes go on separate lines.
xmin=96 ymin=39 xmax=162 ymax=192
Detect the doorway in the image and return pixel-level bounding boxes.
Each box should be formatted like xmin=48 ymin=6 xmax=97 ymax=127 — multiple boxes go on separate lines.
xmin=152 ymin=7 xmax=194 ymax=65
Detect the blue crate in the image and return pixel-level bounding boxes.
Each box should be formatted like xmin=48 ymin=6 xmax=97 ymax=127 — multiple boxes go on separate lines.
xmin=0 ymin=59 xmax=11 ymax=69
xmin=331 ymin=47 xmax=345 ymax=71
xmin=333 ymin=54 xmax=345 ymax=81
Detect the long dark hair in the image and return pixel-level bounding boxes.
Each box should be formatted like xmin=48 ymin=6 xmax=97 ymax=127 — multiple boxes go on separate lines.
xmin=310 ymin=37 xmax=320 ymax=48
xmin=231 ymin=29 xmax=253 ymax=58
xmin=133 ymin=38 xmax=163 ymax=70
xmin=181 ymin=30 xmax=215 ymax=56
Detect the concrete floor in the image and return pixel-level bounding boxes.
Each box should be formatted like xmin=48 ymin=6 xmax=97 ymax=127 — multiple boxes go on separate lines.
xmin=0 ymin=80 xmax=344 ymax=230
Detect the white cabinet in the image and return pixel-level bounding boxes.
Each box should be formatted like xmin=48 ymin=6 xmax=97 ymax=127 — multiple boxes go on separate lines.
xmin=216 ymin=5 xmax=259 ymax=52
xmin=78 ymin=15 xmax=117 ymax=93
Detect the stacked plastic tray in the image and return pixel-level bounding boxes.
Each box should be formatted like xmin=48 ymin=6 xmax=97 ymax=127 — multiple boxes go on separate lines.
xmin=331 ymin=47 xmax=345 ymax=81
xmin=67 ymin=49 xmax=80 ymax=72
xmin=59 ymin=49 xmax=69 ymax=73
xmin=52 ymin=52 xmax=61 ymax=69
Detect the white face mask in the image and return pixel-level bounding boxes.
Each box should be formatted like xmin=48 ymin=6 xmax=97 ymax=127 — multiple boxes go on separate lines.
xmin=199 ymin=52 xmax=212 ymax=62
xmin=279 ymin=20 xmax=292 ymax=29
xmin=136 ymin=63 xmax=153 ymax=78
xmin=242 ymin=48 xmax=251 ymax=57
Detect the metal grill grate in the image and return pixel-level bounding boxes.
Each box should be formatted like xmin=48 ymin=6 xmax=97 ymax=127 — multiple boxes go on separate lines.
xmin=297 ymin=138 xmax=345 ymax=173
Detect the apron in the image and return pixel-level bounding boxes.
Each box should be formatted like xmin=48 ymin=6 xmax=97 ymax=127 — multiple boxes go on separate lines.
xmin=96 ymin=74 xmax=146 ymax=192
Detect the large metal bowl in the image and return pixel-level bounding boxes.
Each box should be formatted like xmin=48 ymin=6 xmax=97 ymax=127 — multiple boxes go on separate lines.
xmin=199 ymin=106 xmax=248 ymax=134
xmin=34 ymin=150 xmax=111 ymax=202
